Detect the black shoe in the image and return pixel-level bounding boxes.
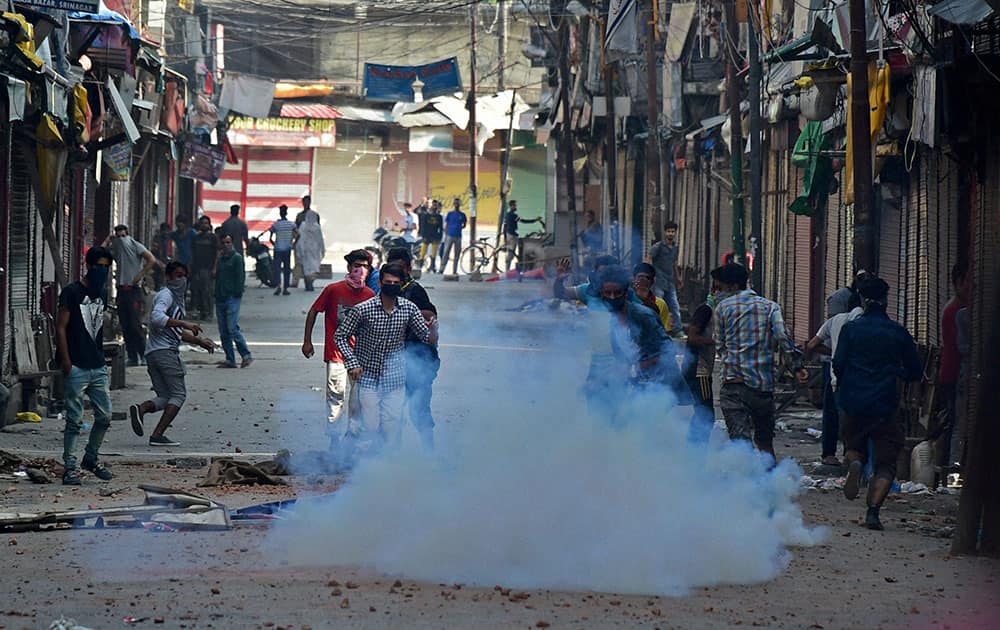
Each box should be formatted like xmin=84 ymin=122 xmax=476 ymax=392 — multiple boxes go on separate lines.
xmin=129 ymin=404 xmax=144 ymax=437
xmin=81 ymin=458 xmax=113 ymax=481
xmin=865 ymin=506 xmax=884 ymax=531
xmin=62 ymin=470 xmax=82 ymax=486
xmin=282 ymin=290 xmax=290 ymax=296
xmin=149 ymin=434 xmax=180 ymax=447
xmin=273 ymin=288 xmax=282 ymax=296
xmin=843 ymin=459 xmax=862 ymax=500
xmin=127 ymin=358 xmax=139 ymax=367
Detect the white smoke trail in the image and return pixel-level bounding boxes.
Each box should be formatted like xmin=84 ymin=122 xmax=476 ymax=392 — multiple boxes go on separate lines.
xmin=269 ymin=308 xmax=825 ymax=595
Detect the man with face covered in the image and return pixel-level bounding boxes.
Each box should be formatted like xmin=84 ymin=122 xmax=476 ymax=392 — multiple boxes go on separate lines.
xmin=129 ymin=262 xmax=216 ymax=447
xmin=336 ymin=264 xmax=438 ymax=453
xmin=56 ymin=247 xmax=116 ymax=485
xmin=302 ymin=250 xmax=375 ymax=455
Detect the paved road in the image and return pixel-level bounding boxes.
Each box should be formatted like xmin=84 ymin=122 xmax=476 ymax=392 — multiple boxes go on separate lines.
xmin=2 ymin=277 xmax=998 ymax=629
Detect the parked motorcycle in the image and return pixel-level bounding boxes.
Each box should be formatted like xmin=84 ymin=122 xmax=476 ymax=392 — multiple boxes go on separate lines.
xmin=247 ymin=235 xmax=274 ymax=287
xmin=368 ymin=227 xmax=421 ymax=268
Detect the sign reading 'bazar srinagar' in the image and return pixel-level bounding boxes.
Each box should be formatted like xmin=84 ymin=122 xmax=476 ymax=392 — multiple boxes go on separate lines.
xmin=21 ymin=0 xmax=99 ymax=12
xmin=227 ymin=117 xmax=336 ymax=147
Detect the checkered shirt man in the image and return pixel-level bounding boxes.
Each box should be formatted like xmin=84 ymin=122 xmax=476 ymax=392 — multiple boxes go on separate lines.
xmin=714 ymin=289 xmax=799 ymax=392
xmin=336 ymin=295 xmax=432 ymax=391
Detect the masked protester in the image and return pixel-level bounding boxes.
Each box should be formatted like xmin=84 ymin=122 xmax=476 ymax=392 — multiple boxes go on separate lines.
xmin=632 ymin=262 xmax=672 ymax=331
xmin=106 ymin=224 xmax=161 ymax=366
xmin=833 ymin=275 xmax=922 ymax=530
xmin=56 ymin=247 xmax=116 ymax=485
xmin=302 ymin=250 xmax=376 ymax=460
xmin=596 ymin=265 xmax=683 ymax=424
xmin=129 ymin=262 xmax=216 ymax=447
xmin=335 ymin=263 xmax=438 ymax=457
xmin=386 ymin=247 xmax=440 ymax=452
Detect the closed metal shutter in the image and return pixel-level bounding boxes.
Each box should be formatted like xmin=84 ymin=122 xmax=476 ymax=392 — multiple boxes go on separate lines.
xmin=9 ymin=142 xmax=38 ymax=316
xmin=313 ymin=147 xmax=380 ymax=255
xmin=878 ymin=184 xmax=904 ymax=322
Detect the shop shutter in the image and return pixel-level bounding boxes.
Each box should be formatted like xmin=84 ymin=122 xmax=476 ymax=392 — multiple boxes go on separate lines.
xmin=202 ymin=147 xmax=314 ymax=234
xmin=8 ymin=143 xmax=37 ymax=316
xmin=313 ymin=147 xmax=380 ymax=254
xmin=878 ymin=186 xmax=903 ymax=322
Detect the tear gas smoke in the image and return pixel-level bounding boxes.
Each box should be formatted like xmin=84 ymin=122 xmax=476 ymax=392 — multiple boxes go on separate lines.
xmin=269 ymin=297 xmax=825 ymax=596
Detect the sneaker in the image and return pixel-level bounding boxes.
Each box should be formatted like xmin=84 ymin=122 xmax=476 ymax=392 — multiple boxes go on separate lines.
xmin=149 ymin=434 xmax=180 ymax=447
xmin=139 ymin=357 xmax=147 ymax=366
xmin=217 ymin=361 xmax=238 ymax=368
xmin=62 ymin=470 xmax=82 ymax=486
xmin=240 ymin=357 xmax=254 ymax=369
xmin=282 ymin=290 xmax=290 ymax=296
xmin=81 ymin=458 xmax=113 ymax=481
xmin=273 ymin=288 xmax=282 ymax=296
xmin=129 ymin=404 xmax=144 ymax=437
xmin=843 ymin=459 xmax=863 ymax=500
xmin=865 ymin=506 xmax=884 ymax=531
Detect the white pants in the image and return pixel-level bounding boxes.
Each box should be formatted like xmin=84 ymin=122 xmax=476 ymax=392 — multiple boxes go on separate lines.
xmin=355 ymin=386 xmax=405 ymax=448
xmin=326 ymin=361 xmax=355 ymax=436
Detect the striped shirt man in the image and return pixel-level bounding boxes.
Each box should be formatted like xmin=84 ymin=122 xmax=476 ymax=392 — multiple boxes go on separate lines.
xmin=269 ymin=218 xmax=297 ymax=253
xmin=714 ymin=289 xmax=799 ymax=392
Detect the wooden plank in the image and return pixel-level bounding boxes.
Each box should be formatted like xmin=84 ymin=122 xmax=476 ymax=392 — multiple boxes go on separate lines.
xmin=12 ymin=309 xmax=38 ymax=375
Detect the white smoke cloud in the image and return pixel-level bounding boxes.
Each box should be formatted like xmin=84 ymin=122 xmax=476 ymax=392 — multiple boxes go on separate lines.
xmin=268 ymin=310 xmax=825 ymax=595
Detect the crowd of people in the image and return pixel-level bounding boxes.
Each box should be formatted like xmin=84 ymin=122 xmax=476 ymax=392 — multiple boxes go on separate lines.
xmin=53 ymin=208 xmax=936 ymax=531
xmin=551 ymin=222 xmax=925 ymax=531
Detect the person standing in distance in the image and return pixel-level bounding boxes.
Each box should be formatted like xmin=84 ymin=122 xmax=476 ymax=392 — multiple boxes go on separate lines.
xmin=56 ymin=247 xmax=116 ymax=485
xmin=439 ymin=198 xmax=467 ymax=275
xmin=647 ymin=221 xmax=684 ymax=335
xmin=215 ymin=234 xmax=253 ymax=369
xmin=269 ymin=205 xmax=298 ymax=295
xmin=221 ymin=204 xmax=249 ymax=256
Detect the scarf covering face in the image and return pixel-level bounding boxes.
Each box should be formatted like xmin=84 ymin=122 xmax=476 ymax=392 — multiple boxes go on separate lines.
xmin=346 ymin=266 xmax=368 ymax=289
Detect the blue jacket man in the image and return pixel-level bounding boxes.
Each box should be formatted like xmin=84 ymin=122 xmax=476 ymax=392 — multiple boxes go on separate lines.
xmin=834 ymin=275 xmax=922 ymax=531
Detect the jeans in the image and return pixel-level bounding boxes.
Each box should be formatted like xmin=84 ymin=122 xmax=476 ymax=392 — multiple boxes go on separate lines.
xmin=215 ymin=296 xmax=251 ymax=364
xmin=191 ymin=268 xmax=214 ymax=318
xmin=63 ymin=366 xmax=112 ymax=471
xmin=660 ymin=284 xmax=682 ymax=333
xmin=440 ymin=236 xmax=461 ymax=273
xmin=719 ymin=382 xmax=775 ymax=453
xmin=272 ymin=249 xmax=292 ymax=289
xmin=821 ymin=362 xmax=841 ymax=458
xmin=117 ymin=286 xmax=146 ymax=362
xmin=404 ymin=343 xmax=440 ymax=448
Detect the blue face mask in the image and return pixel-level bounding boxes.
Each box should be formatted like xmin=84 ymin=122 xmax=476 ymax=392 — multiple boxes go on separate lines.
xmin=85 ymin=266 xmax=109 ymax=298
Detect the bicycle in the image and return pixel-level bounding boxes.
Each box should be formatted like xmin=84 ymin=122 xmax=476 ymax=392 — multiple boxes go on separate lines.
xmin=459 ymin=219 xmax=548 ymax=275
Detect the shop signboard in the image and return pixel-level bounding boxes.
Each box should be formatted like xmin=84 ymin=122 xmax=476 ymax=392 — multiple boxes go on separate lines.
xmin=20 ymin=1 xmax=99 ymax=12
xmin=226 ymin=116 xmax=336 ymax=147
xmin=363 ymin=58 xmax=462 ymax=102
xmin=179 ymin=142 xmax=226 ymax=185
xmin=102 ymin=141 xmax=132 ymax=181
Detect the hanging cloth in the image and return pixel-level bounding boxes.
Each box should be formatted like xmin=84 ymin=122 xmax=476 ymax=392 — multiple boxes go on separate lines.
xmin=845 ymin=62 xmax=891 ymax=204
xmin=789 ymin=121 xmax=832 ymax=217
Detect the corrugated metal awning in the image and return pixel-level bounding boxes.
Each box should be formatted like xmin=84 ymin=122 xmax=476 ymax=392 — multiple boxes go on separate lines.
xmin=334 ymin=105 xmax=395 ymax=123
xmin=279 ymin=103 xmax=342 ymax=119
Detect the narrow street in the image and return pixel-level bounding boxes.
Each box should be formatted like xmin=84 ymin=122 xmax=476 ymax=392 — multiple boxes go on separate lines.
xmin=2 ymin=280 xmax=997 ymax=629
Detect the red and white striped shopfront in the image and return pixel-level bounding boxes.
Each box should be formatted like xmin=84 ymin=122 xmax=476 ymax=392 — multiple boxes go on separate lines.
xmin=198 ymin=109 xmax=338 ymax=234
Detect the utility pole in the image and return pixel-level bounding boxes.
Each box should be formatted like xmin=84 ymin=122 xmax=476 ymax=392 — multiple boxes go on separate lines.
xmin=747 ymin=1 xmax=763 ymax=288
xmin=645 ymin=0 xmax=661 ymax=255
xmin=497 ymin=0 xmax=508 ymax=92
xmin=603 ymin=4 xmax=618 ymax=258
xmin=468 ymin=0 xmax=479 ymax=267
xmin=849 ymin=0 xmax=875 ymax=271
xmin=724 ymin=0 xmax=746 ymax=262
xmin=558 ymin=7 xmax=578 ymax=275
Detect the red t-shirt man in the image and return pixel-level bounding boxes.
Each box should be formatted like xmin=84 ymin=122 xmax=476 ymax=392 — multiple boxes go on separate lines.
xmin=302 ymin=251 xmax=374 ymax=446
